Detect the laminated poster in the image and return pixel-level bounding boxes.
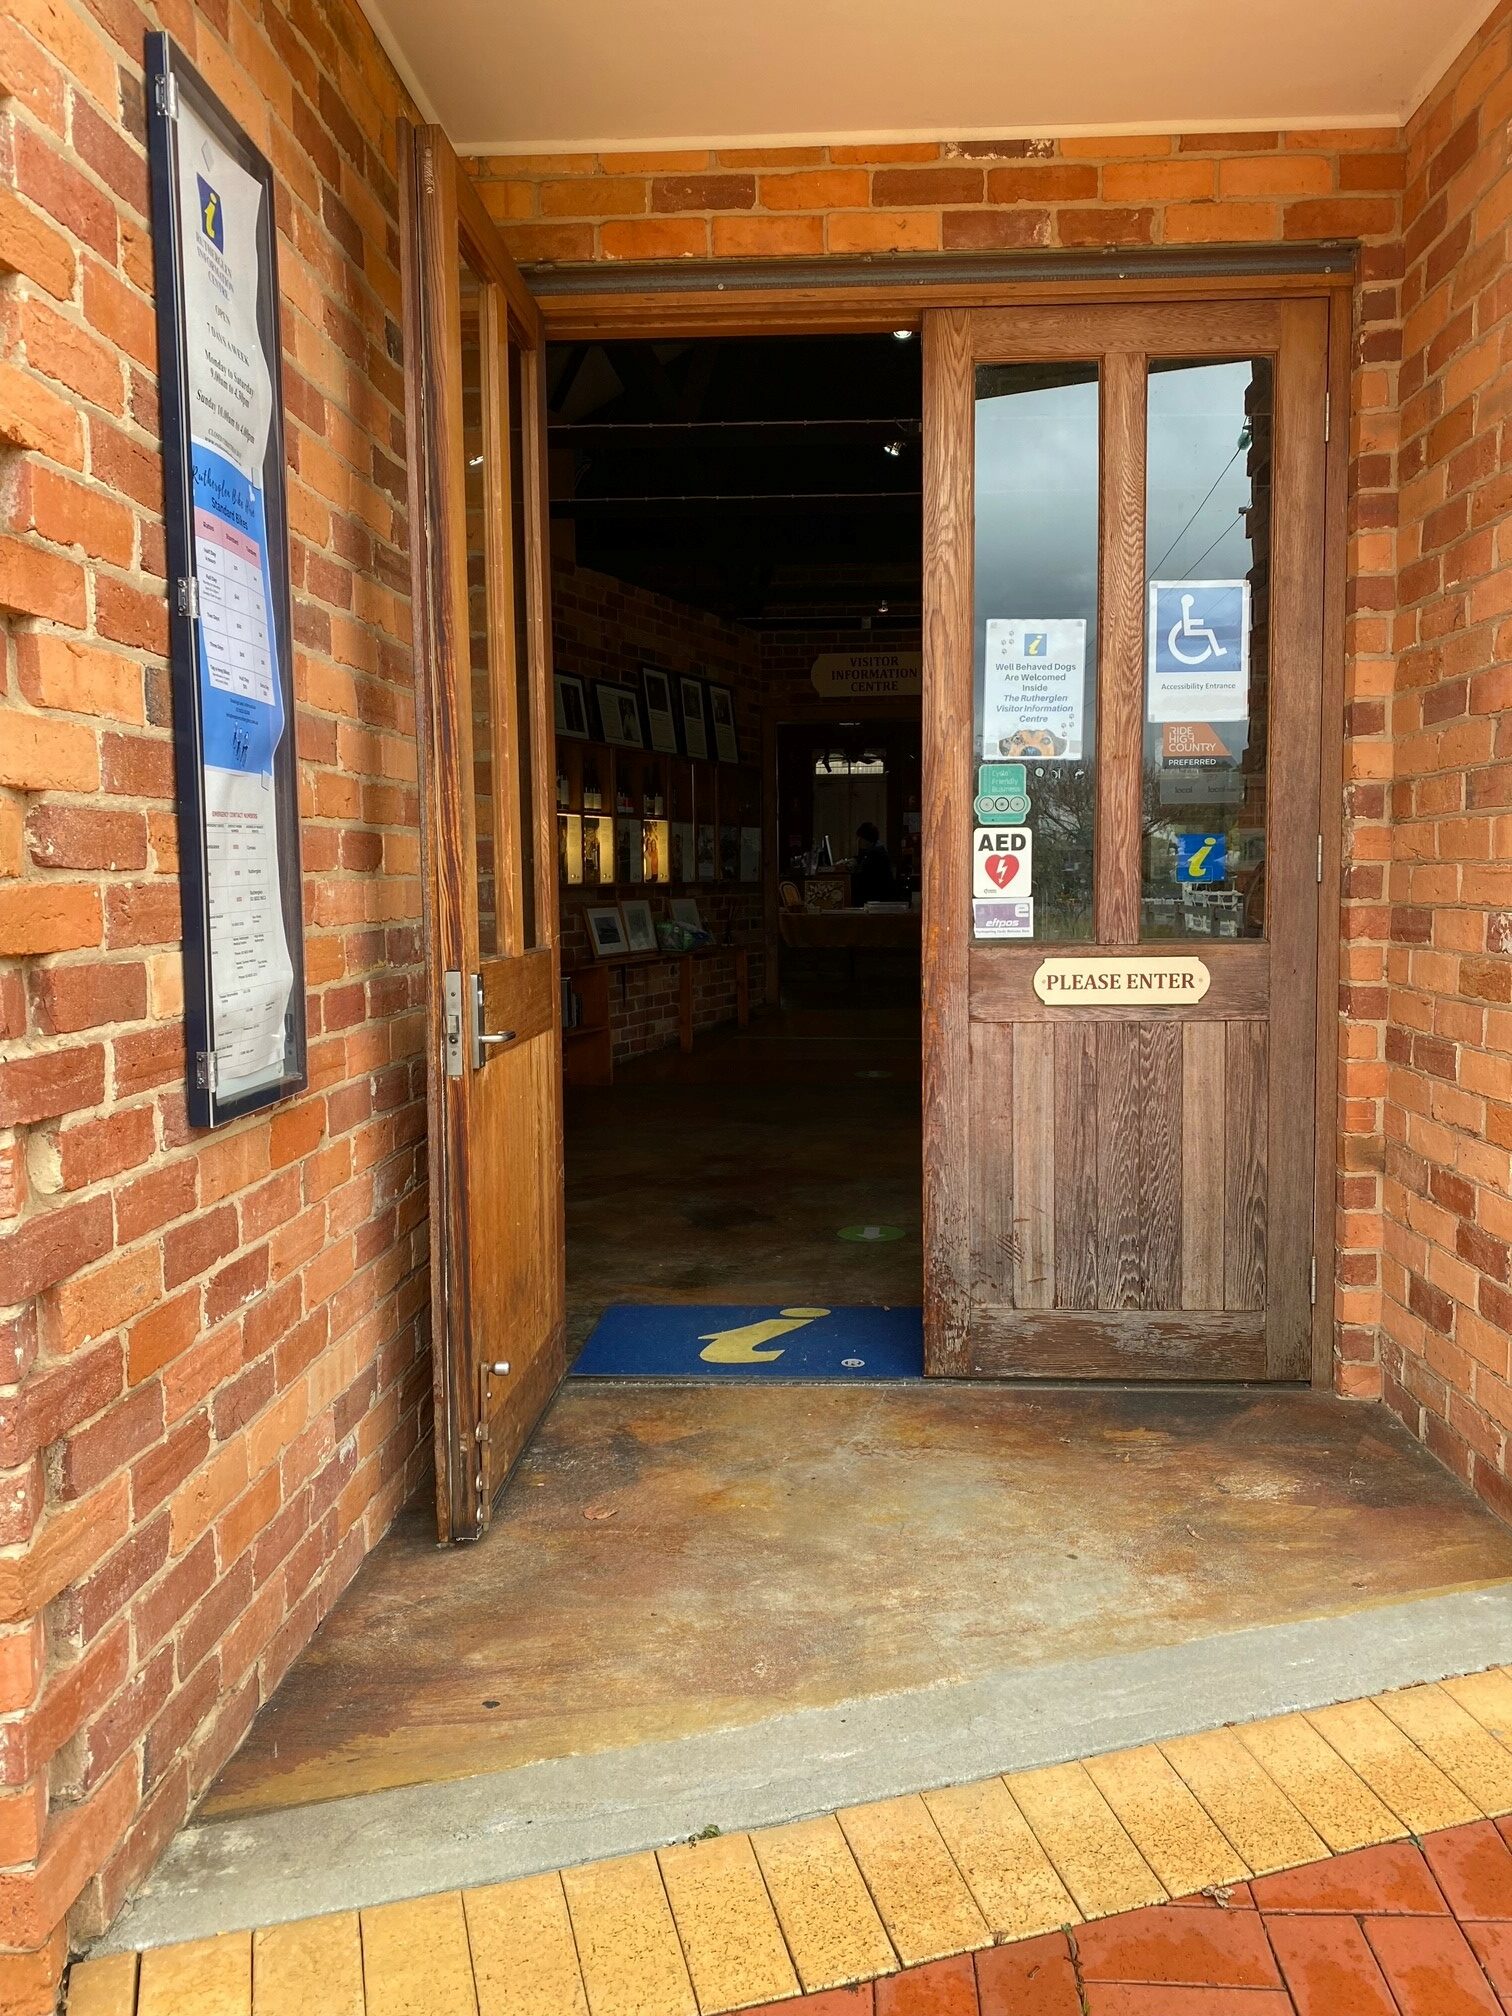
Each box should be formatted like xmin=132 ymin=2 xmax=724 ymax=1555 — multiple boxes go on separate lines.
xmin=982 ymin=619 xmax=1086 ymax=761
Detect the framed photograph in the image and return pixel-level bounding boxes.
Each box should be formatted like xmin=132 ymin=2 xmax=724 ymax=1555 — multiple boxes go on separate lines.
xmin=670 ymin=821 xmax=695 ymax=882
xmin=669 ymin=896 xmax=702 ymax=931
xmin=595 ymin=682 xmax=644 ymax=748
xmin=620 ymin=898 xmax=657 ymax=953
xmin=615 ymin=815 xmax=643 ymax=883
xmin=707 ymin=682 xmax=739 ymax=763
xmin=554 ymin=673 xmax=589 ymax=739
xmin=679 ymin=676 xmax=709 ymax=761
xmin=586 ymin=905 xmax=627 ymax=957
xmin=642 ymin=667 xmax=679 ymax=755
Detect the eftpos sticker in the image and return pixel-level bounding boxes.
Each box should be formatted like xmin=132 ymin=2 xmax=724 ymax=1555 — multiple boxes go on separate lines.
xmin=1176 ymin=832 xmax=1228 ymax=884
xmin=973 ymin=826 xmax=1033 ymax=898
xmin=974 ymin=761 xmax=1030 ymax=824
xmin=974 ymin=898 xmax=1034 ymax=940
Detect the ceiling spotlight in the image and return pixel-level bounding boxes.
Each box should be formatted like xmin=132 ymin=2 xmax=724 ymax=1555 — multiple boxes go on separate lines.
xmin=878 ymin=601 xmax=890 ymax=615
xmin=882 ymin=438 xmax=904 ymax=458
xmin=892 ymin=328 xmax=915 ymax=340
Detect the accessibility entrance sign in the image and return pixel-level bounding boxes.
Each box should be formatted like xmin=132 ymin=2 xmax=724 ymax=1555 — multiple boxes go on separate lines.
xmin=1147 ymin=580 xmax=1250 ymax=723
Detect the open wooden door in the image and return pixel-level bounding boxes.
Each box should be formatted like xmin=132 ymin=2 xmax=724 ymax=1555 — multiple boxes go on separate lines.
xmin=401 ymin=124 xmax=565 ymax=1540
xmin=922 ymin=300 xmax=1329 ymax=1382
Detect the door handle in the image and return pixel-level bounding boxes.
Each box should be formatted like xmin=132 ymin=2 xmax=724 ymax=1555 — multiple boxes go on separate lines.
xmin=470 ymin=972 xmax=515 ymax=1068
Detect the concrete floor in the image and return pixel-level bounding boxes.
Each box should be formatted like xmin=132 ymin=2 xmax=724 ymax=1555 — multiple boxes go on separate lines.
xmin=203 ymin=1382 xmax=1512 ymax=1821
xmin=562 ymin=1016 xmax=923 ymax=1348
xmin=114 ymin=1020 xmax=1512 ymax=1950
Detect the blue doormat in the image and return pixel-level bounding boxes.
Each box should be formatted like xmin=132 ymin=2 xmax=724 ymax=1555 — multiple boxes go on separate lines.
xmin=572 ymin=1304 xmax=924 ymax=1381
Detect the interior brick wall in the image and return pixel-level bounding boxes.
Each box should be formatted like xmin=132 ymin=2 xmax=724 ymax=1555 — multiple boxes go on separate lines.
xmin=0 ymin=0 xmax=427 ymax=2006
xmin=552 ymin=556 xmax=767 ymax=1057
xmin=1371 ymin=2 xmax=1512 ymax=1513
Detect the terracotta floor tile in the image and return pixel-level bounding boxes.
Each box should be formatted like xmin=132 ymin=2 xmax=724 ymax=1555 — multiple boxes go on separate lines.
xmin=974 ymin=1935 xmax=1082 ymax=2016
xmin=1424 ymin=1822 xmax=1512 ymax=1921
xmin=1082 ymin=1991 xmax=1293 ymax=2014
xmin=1169 ymin=1885 xmax=1257 ymax=1909
xmin=1463 ymin=1922 xmax=1512 ymax=2001
xmin=1075 ymin=1904 xmax=1281 ymax=1988
xmin=1250 ymin=1841 xmax=1447 ymax=1915
xmin=1363 ymin=1915 xmax=1502 ymax=2016
xmin=1265 ymin=1914 xmax=1400 ymax=2016
xmin=874 ymin=1954 xmax=980 ymax=2015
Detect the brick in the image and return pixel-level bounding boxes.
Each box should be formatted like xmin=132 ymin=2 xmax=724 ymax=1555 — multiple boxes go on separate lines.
xmin=0 ymin=1044 xmax=105 ymax=1127
xmin=0 ymin=534 xmax=87 ymax=624
xmin=1077 ymin=1905 xmax=1282 ymax=1987
xmin=0 ymin=882 xmax=103 ymax=957
xmin=16 ymin=635 xmax=145 ymax=725
xmin=27 ymin=805 xmax=146 ymax=871
xmin=0 ymin=358 xmax=84 ymax=465
xmin=1267 ymin=1915 xmax=1399 ymax=2016
xmin=0 ymin=184 xmax=76 ymax=298
xmin=126 ymin=1290 xmax=203 ymax=1386
xmin=1362 ymin=1915 xmax=1499 ymax=2016
xmin=976 ymin=1933 xmax=1083 ymax=2014
xmin=30 ymin=960 xmax=147 ymax=1035
xmin=0 ymin=1193 xmax=112 ymax=1306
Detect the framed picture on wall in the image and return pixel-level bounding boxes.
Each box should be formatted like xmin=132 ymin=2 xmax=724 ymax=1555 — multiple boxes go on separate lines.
xmin=620 ymin=899 xmax=657 ymax=953
xmin=707 ymin=682 xmax=739 ymax=763
xmin=595 ymin=682 xmax=644 ymax=748
xmin=670 ymin=896 xmax=703 ymax=931
xmin=554 ymin=673 xmax=590 ymax=739
xmin=642 ymin=667 xmax=680 ymax=755
xmin=679 ymin=676 xmax=709 ymax=760
xmin=586 ymin=906 xmax=628 ymax=957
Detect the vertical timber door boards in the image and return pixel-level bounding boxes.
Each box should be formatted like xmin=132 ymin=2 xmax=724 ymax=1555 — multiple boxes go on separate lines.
xmin=401 ymin=123 xmax=567 ymax=1542
xmin=921 ymin=299 xmax=1331 ymax=1384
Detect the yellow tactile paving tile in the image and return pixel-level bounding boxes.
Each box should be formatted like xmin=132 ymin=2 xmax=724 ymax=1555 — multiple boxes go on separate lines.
xmin=1084 ymin=1742 xmax=1251 ymax=1897
xmin=137 ymin=1932 xmax=251 ymax=2016
xmin=561 ymin=1850 xmax=697 ymax=2016
xmin=1307 ymin=1695 xmax=1481 ymax=1835
xmin=1005 ymin=1761 xmax=1167 ymax=1921
xmin=68 ymin=1663 xmax=1512 ymax=2016
xmin=1235 ymin=1711 xmax=1404 ymax=1852
xmin=1159 ymin=1726 xmax=1329 ymax=1875
xmin=657 ymin=1832 xmax=800 ymax=2013
xmin=65 ymin=1953 xmax=138 ymax=2016
xmin=837 ymin=1794 xmax=992 ymax=1967
xmin=253 ymin=1914 xmax=364 ymax=2016
xmin=1444 ymin=1665 xmax=1512 ymax=1748
xmin=464 ymin=1873 xmax=589 ymax=2016
xmin=749 ymin=1813 xmax=897 ymax=1993
xmin=360 ymin=1893 xmax=478 ymax=2016
xmin=924 ymin=1775 xmax=1081 ymax=1941
xmin=1374 ymin=1683 xmax=1512 ymax=1820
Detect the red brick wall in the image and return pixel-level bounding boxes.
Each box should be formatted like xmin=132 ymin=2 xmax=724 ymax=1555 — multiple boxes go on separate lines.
xmin=1370 ymin=2 xmax=1512 ymax=1511
xmin=0 ymin=0 xmax=427 ymax=2005
xmin=552 ymin=557 xmax=767 ymax=1057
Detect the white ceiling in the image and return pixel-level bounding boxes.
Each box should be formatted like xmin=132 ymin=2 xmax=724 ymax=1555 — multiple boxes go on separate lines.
xmin=366 ymin=0 xmax=1495 ymax=156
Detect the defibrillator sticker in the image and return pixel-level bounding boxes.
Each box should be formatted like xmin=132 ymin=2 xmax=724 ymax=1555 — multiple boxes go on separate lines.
xmin=973 ymin=826 xmax=1033 ymax=899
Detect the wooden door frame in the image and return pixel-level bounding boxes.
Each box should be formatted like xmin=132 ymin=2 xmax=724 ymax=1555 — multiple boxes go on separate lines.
xmin=465 ymin=252 xmax=1353 ymax=1393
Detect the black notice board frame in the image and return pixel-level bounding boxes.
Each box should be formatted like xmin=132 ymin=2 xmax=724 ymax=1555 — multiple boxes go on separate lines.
xmin=145 ymin=33 xmax=307 ymax=1130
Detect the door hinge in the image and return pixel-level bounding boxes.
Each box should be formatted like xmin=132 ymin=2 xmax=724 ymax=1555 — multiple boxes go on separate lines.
xmin=154 ymin=71 xmax=179 ymax=120
xmin=1324 ymin=393 xmax=1331 ymax=444
xmin=1310 ymin=1256 xmax=1317 ymax=1306
xmin=1317 ymin=834 xmax=1324 ymax=883
xmin=441 ymin=969 xmax=465 ymax=1079
xmin=175 ymin=575 xmax=199 ymax=620
xmin=192 ymin=1049 xmax=216 ymax=1091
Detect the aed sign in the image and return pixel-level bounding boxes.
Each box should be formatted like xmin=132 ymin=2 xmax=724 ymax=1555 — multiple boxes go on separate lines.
xmin=973 ymin=826 xmax=1033 ymax=897
xmin=1033 ymin=956 xmax=1211 ymax=1005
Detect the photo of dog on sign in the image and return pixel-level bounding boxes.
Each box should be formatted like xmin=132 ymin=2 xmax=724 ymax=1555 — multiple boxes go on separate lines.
xmin=999 ymin=727 xmax=1067 ymax=760
xmin=973 ymin=826 xmax=1034 ymax=898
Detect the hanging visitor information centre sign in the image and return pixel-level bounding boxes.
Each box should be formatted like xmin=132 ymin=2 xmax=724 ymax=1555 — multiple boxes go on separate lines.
xmin=147 ymin=34 xmax=307 ymax=1129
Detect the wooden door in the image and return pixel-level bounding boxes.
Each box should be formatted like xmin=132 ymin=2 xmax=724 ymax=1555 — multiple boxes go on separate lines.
xmin=922 ymin=300 xmax=1328 ymax=1382
xmin=401 ymin=125 xmax=565 ymax=1540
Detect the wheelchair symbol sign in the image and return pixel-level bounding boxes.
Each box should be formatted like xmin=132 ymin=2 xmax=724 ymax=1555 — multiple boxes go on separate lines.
xmin=1148 ymin=581 xmax=1250 ymax=723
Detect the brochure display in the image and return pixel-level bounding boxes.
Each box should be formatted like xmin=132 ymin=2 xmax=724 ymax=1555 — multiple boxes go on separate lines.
xmin=146 ymin=35 xmax=306 ymax=1127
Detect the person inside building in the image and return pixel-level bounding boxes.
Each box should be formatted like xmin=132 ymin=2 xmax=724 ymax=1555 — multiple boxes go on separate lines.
xmin=851 ymin=821 xmax=897 ymax=906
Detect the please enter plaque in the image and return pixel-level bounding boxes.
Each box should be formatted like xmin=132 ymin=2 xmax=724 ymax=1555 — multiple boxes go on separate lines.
xmin=1032 ymin=956 xmax=1211 ymax=1004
